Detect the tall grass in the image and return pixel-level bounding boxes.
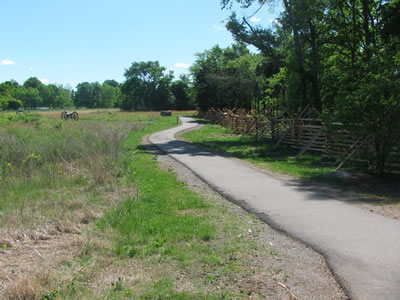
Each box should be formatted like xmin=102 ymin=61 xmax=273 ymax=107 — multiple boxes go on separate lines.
xmin=0 ymin=121 xmax=140 ymax=172
xmin=0 ymin=117 xmax=143 ymax=228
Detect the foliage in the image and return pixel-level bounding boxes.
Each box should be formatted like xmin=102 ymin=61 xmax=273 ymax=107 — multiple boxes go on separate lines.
xmin=0 ymin=94 xmax=22 ymax=110
xmin=121 ymin=61 xmax=174 ymax=111
xmin=191 ymin=44 xmax=264 ymax=111
xmin=171 ymin=74 xmax=195 ymax=110
xmin=219 ymin=0 xmax=400 ymax=175
xmin=73 ymin=80 xmax=121 ymax=108
xmin=0 ymin=77 xmax=73 ymax=109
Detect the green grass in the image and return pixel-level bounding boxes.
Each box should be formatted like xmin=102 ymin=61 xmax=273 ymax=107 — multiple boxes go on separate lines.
xmin=98 ymin=142 xmax=215 ymax=259
xmin=182 ymin=123 xmax=337 ymax=181
xmin=50 ymin=115 xmax=289 ymax=299
xmin=0 ymin=113 xmax=300 ymax=299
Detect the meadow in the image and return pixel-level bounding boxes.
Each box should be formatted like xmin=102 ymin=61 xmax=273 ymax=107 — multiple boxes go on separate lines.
xmin=0 ymin=110 xmax=328 ymax=299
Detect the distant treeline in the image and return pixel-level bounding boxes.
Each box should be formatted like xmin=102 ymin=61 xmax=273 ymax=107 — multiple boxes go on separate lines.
xmin=0 ymin=78 xmax=74 ymax=110
xmin=0 ymin=71 xmax=195 ymax=111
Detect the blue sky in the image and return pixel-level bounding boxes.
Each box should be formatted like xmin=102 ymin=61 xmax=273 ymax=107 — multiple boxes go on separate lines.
xmin=0 ymin=0 xmax=281 ymax=88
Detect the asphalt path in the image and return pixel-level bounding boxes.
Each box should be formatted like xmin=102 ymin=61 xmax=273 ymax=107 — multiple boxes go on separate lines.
xmin=149 ymin=117 xmax=400 ymax=300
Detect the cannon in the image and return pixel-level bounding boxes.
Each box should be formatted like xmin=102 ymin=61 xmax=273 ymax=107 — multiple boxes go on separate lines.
xmin=61 ymin=111 xmax=79 ymax=120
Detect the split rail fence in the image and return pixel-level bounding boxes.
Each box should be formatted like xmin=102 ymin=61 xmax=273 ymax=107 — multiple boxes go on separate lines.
xmin=202 ymin=108 xmax=400 ymax=173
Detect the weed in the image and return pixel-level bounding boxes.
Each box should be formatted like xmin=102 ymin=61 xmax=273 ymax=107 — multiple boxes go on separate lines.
xmin=269 ymin=248 xmax=280 ymax=257
xmin=42 ymin=289 xmax=58 ymax=300
xmin=111 ymin=277 xmax=125 ymax=292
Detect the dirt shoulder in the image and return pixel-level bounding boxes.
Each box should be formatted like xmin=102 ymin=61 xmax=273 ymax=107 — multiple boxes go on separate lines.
xmin=144 ymin=135 xmax=348 ymax=299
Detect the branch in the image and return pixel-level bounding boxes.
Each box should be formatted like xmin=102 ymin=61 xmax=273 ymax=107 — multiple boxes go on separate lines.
xmin=242 ymin=17 xmax=266 ymax=51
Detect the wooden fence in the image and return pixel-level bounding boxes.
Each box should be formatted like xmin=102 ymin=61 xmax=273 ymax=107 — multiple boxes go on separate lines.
xmin=202 ymin=108 xmax=400 ymax=173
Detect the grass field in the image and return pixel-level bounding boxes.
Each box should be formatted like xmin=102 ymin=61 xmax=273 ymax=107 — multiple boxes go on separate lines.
xmin=0 ymin=111 xmax=308 ymax=299
xmin=181 ymin=123 xmax=337 ymax=181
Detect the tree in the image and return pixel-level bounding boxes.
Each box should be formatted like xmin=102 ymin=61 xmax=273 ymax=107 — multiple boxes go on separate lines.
xmin=224 ymin=0 xmax=325 ymax=112
xmin=121 ymin=61 xmax=174 ymax=111
xmin=191 ymin=44 xmax=263 ymax=111
xmin=91 ymin=82 xmax=103 ymax=108
xmin=100 ymin=83 xmax=120 ymax=108
xmin=23 ymin=77 xmax=43 ymax=89
xmin=323 ymin=0 xmax=400 ymax=175
xmin=54 ymin=85 xmax=73 ymax=108
xmin=74 ymin=82 xmax=94 ymax=108
xmin=0 ymin=81 xmax=22 ymax=110
xmin=103 ymin=79 xmax=120 ymax=88
xmin=171 ymin=75 xmax=195 ymax=110
xmin=16 ymin=87 xmax=43 ymax=109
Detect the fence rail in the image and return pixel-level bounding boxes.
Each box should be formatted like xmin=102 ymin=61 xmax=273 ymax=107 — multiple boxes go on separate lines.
xmin=202 ymin=108 xmax=400 ymax=173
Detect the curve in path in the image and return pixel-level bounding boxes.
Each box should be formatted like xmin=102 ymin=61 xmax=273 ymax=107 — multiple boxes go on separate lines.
xmin=149 ymin=117 xmax=400 ymax=300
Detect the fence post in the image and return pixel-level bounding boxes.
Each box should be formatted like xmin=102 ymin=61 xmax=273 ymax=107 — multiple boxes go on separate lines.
xmin=271 ymin=119 xmax=276 ymax=141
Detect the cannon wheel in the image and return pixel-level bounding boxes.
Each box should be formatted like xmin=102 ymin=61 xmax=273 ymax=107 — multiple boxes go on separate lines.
xmin=61 ymin=111 xmax=68 ymax=120
xmin=71 ymin=111 xmax=79 ymax=120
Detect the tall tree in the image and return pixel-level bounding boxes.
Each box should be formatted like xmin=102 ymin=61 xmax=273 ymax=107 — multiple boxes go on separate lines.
xmin=171 ymin=75 xmax=195 ymax=110
xmin=191 ymin=44 xmax=263 ymax=111
xmin=101 ymin=82 xmax=120 ymax=108
xmin=74 ymin=82 xmax=94 ymax=108
xmin=23 ymin=77 xmax=43 ymax=89
xmin=121 ymin=61 xmax=173 ymax=111
xmin=223 ymin=0 xmax=324 ymax=112
xmin=16 ymin=88 xmax=42 ymax=109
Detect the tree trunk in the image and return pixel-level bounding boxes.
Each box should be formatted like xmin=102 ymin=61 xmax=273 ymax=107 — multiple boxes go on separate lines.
xmin=282 ymin=0 xmax=309 ymax=110
xmin=309 ymin=20 xmax=322 ymax=112
xmin=361 ymin=0 xmax=372 ymax=61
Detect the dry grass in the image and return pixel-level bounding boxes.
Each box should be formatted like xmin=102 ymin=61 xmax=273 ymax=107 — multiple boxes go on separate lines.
xmin=35 ymin=109 xmax=196 ymax=120
xmin=3 ymin=270 xmax=55 ymax=300
xmin=0 ymin=228 xmax=86 ymax=299
xmin=0 ymin=114 xmax=143 ymax=298
xmin=0 ymin=118 xmax=141 ymax=230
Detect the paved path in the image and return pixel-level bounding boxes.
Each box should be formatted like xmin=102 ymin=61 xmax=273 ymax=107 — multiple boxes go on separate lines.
xmin=149 ymin=117 xmax=400 ymax=300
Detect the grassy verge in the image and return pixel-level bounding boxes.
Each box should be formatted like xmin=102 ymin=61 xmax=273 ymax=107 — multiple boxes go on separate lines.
xmin=181 ymin=123 xmax=336 ymax=180
xmin=181 ymin=123 xmax=400 ymax=207
xmin=1 ymin=112 xmax=299 ymax=299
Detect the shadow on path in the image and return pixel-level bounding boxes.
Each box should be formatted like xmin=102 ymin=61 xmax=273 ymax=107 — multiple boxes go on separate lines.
xmin=182 ymin=135 xmax=400 ymax=208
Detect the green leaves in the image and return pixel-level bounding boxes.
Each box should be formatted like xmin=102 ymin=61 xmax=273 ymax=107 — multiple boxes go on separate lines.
xmin=191 ymin=44 xmax=263 ymax=111
xmin=74 ymin=81 xmax=120 ymax=109
xmin=121 ymin=61 xmax=174 ymax=111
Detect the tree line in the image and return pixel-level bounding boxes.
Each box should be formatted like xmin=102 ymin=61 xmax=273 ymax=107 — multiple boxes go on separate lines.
xmin=0 ymin=63 xmax=195 ymax=111
xmin=0 ymin=78 xmax=73 ymax=110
